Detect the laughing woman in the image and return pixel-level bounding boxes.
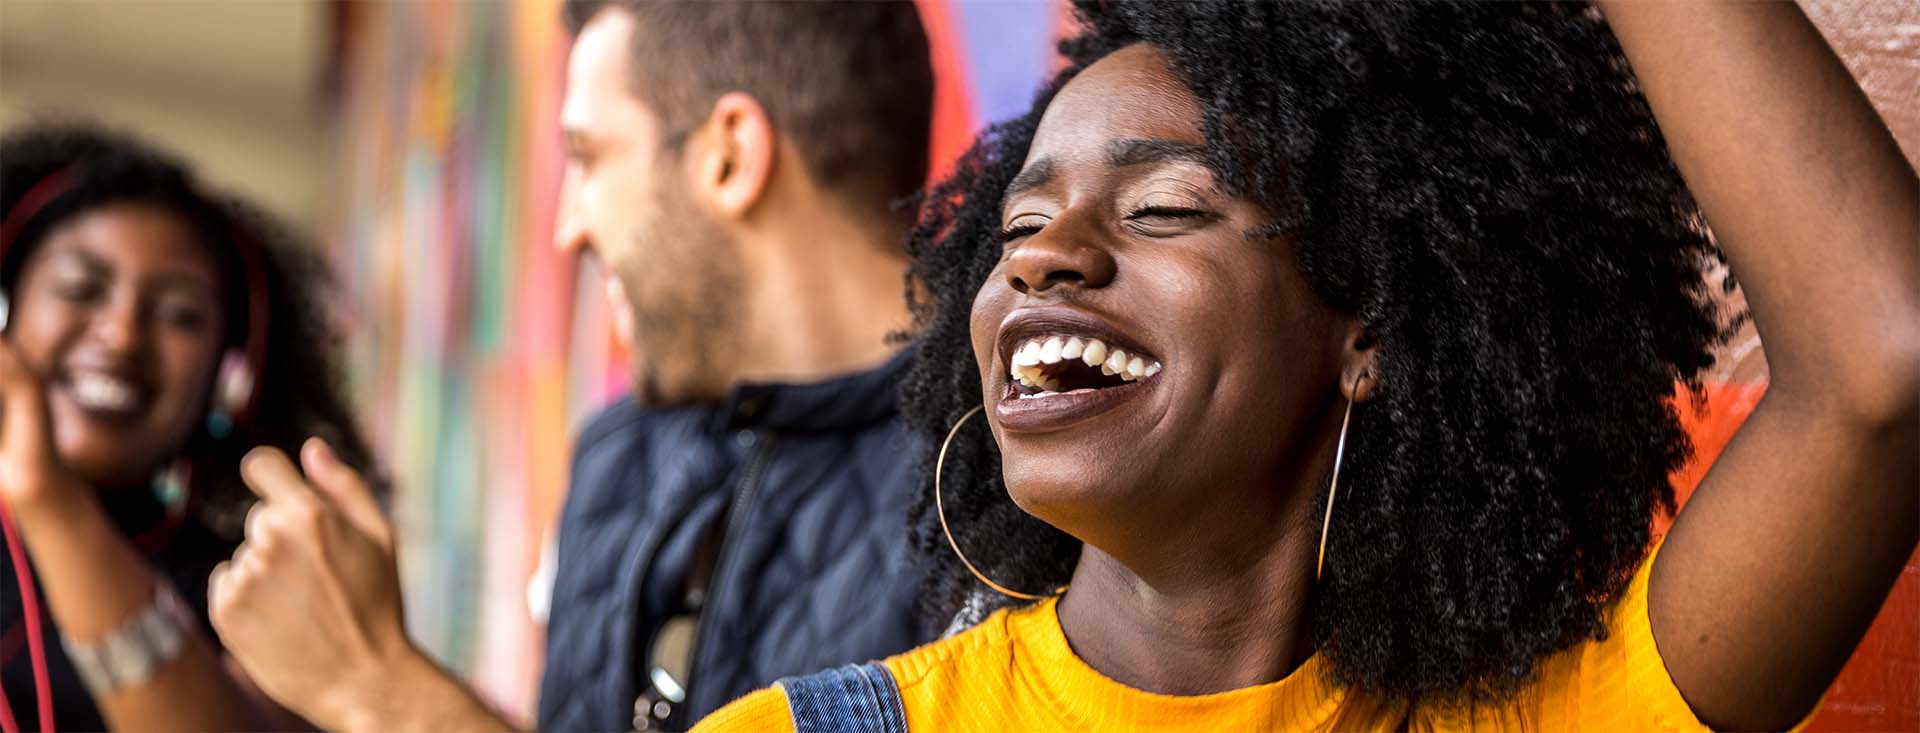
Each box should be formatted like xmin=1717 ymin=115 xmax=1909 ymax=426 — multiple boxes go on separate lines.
xmin=695 ymin=1 xmax=1918 ymax=732
xmin=0 ymin=122 xmax=378 ymax=731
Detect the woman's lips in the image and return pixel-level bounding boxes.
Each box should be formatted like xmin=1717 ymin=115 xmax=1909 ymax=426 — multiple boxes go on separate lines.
xmin=993 ymin=374 xmax=1158 ymax=432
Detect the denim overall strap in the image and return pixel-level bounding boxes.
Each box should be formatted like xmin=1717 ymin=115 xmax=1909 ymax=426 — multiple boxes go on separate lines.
xmin=776 ymin=662 xmax=909 ymax=733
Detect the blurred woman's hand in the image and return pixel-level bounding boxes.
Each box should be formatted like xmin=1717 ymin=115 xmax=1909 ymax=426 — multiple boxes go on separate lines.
xmin=0 ymin=338 xmax=86 ymax=515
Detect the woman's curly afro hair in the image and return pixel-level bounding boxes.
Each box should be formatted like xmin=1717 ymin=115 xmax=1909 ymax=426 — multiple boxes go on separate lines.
xmin=0 ymin=119 xmax=381 ymax=538
xmin=898 ymin=0 xmax=1731 ymax=704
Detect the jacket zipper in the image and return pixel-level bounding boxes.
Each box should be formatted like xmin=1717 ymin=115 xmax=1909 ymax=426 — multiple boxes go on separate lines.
xmin=674 ymin=430 xmax=776 ymax=728
xmin=623 ymin=477 xmax=715 ymax=728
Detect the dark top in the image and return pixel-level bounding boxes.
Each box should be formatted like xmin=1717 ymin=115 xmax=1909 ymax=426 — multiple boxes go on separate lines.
xmin=539 ymin=348 xmax=934 ymax=731
xmin=1 ymin=490 xmax=237 ymax=732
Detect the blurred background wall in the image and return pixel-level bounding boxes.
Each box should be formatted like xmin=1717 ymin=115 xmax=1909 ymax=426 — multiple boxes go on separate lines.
xmin=2 ymin=0 xmax=1915 ymax=727
xmin=0 ymin=1 xmax=328 ymax=223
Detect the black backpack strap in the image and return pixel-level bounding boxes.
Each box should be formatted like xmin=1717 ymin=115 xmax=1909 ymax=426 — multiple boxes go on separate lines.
xmin=776 ymin=662 xmax=908 ymax=733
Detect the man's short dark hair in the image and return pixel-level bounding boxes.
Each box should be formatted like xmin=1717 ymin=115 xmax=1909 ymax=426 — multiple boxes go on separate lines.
xmin=565 ymin=1 xmax=934 ymax=217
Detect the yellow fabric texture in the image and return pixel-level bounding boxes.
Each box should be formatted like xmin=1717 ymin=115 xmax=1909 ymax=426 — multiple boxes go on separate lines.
xmin=695 ymin=544 xmax=1806 ymax=732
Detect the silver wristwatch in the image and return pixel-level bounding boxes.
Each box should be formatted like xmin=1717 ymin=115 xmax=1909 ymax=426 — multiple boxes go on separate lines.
xmin=61 ymin=582 xmax=196 ymax=695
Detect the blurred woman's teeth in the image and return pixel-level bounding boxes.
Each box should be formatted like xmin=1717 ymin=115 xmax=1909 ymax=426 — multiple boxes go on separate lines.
xmin=1007 ymin=335 xmax=1162 ymax=392
xmin=72 ymin=373 xmax=139 ymax=411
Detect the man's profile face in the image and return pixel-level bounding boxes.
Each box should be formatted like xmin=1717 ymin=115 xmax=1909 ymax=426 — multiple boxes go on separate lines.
xmin=555 ymin=8 xmax=743 ymax=405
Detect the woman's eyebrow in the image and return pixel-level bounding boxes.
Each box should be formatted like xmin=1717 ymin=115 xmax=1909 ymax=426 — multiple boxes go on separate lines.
xmin=152 ymin=271 xmax=220 ymax=295
xmin=1004 ymin=139 xmax=1206 ymax=203
xmin=1005 ymin=159 xmax=1056 ymax=199
xmin=1105 ymin=138 xmax=1207 ymax=168
xmin=52 ymin=247 xmax=110 ymax=275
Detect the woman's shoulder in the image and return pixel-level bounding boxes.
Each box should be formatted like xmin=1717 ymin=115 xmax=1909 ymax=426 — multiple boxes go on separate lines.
xmin=692 ymin=600 xmax=1049 ymax=733
xmin=1411 ymin=539 xmax=1811 ymax=733
xmin=883 ymin=598 xmax=1045 ymax=693
xmin=692 ymin=685 xmax=795 ymax=733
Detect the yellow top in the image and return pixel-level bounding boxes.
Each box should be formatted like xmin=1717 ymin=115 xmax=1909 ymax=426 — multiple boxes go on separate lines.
xmin=694 ymin=545 xmax=1808 ymax=732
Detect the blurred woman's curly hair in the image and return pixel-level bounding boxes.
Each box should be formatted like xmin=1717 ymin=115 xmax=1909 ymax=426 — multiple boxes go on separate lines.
xmin=899 ymin=0 xmax=1730 ymax=704
xmin=0 ymin=120 xmax=380 ymax=537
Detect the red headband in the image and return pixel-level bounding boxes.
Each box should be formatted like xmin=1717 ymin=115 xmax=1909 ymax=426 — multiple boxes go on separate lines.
xmin=0 ymin=166 xmax=79 ymax=254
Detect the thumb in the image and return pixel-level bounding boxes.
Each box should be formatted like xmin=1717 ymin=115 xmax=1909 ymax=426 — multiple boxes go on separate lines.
xmin=299 ymin=437 xmax=391 ymax=548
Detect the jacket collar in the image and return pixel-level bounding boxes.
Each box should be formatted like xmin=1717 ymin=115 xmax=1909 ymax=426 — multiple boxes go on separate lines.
xmin=709 ymin=344 xmax=914 ymax=434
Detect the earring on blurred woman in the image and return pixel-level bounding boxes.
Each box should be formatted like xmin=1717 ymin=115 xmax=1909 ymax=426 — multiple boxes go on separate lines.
xmin=204 ymin=351 xmax=252 ymax=441
xmin=151 ymin=459 xmax=190 ymax=519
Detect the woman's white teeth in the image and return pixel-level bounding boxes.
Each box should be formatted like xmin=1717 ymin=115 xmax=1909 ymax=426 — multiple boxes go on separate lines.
xmin=1080 ymin=339 xmax=1106 ymax=368
xmin=1008 ymin=335 xmax=1162 ymax=389
xmin=71 ymin=373 xmax=140 ymax=412
xmin=1038 ymin=337 xmax=1063 ymax=364
xmin=1013 ymin=340 xmax=1042 ymax=367
xmin=1060 ymin=337 xmax=1085 ymax=360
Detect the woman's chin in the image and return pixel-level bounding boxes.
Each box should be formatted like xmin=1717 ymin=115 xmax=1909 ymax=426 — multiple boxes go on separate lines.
xmin=1003 ymin=461 xmax=1152 ymax=534
xmin=55 ymin=439 xmax=160 ymax=494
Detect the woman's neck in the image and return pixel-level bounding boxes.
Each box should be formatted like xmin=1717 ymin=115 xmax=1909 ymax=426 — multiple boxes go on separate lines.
xmin=1054 ymin=497 xmax=1323 ymax=696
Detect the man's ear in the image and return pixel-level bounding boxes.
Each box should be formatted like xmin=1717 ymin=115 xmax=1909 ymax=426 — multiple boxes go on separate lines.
xmin=1340 ymin=322 xmax=1380 ymax=403
xmin=695 ymin=91 xmax=776 ymax=219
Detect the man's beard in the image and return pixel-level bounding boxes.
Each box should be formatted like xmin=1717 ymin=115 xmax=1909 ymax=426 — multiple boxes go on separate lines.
xmin=616 ymin=205 xmax=744 ymax=406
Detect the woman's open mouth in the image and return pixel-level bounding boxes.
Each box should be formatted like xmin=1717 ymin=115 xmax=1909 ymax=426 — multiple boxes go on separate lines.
xmin=57 ymin=367 xmax=154 ymax=425
xmin=994 ymin=315 xmax=1164 ymax=432
xmin=1008 ymin=334 xmax=1161 ymax=395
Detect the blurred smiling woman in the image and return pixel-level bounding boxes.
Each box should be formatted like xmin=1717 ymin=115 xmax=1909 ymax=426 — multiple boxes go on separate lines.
xmin=0 ymin=122 xmax=376 ymax=732
xmin=696 ymin=1 xmax=1919 ymax=732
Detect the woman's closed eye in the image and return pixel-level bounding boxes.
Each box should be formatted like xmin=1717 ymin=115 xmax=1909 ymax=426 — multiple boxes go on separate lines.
xmin=1126 ymin=205 xmax=1209 ymax=222
xmin=52 ymin=276 xmax=106 ymax=303
xmin=155 ymin=297 xmax=213 ymax=331
xmin=998 ymin=217 xmax=1047 ymax=246
xmin=1123 ymin=205 xmax=1215 ymax=236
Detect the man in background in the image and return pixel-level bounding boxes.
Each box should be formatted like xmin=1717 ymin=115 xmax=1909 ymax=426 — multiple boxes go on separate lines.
xmin=205 ymin=2 xmax=938 ymax=730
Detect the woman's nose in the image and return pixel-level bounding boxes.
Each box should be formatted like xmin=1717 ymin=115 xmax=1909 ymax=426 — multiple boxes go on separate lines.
xmin=88 ymin=297 xmax=145 ymax=355
xmin=1003 ymin=218 xmax=1117 ymax=296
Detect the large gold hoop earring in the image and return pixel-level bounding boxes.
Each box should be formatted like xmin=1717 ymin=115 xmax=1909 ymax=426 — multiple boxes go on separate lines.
xmin=936 ymin=405 xmax=1046 ymax=601
xmin=1315 ymin=388 xmax=1357 ymax=581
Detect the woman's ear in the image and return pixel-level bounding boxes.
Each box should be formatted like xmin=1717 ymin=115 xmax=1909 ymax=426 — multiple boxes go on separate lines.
xmin=1340 ymin=323 xmax=1379 ymax=403
xmin=696 ymin=91 xmax=776 ymax=219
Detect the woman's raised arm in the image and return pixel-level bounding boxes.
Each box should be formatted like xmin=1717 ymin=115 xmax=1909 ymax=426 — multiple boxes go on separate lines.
xmin=1600 ymin=2 xmax=1919 ymax=730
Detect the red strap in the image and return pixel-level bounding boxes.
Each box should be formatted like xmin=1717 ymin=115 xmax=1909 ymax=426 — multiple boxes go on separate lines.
xmin=0 ymin=501 xmax=55 ymax=733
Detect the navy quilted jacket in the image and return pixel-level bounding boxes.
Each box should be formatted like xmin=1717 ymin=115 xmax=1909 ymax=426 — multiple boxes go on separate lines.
xmin=538 ymin=350 xmax=931 ymax=731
